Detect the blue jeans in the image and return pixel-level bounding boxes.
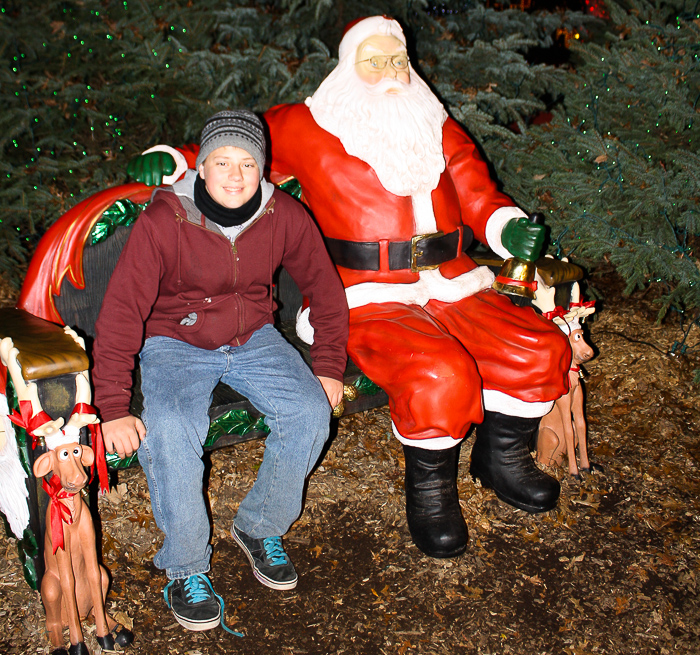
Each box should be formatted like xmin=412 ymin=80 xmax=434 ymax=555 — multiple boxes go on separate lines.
xmin=137 ymin=324 xmax=331 ymax=580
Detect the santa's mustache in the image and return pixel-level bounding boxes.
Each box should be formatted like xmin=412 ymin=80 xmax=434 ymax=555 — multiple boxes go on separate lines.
xmin=363 ymin=77 xmax=417 ymax=97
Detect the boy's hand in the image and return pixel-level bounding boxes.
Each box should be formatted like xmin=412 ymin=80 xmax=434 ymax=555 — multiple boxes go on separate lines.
xmin=318 ymin=376 xmax=344 ymax=410
xmin=102 ymin=415 xmax=146 ymax=459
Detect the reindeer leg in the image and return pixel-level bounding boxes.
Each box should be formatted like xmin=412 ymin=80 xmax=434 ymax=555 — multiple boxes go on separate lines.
xmin=76 ymin=503 xmax=111 ymax=642
xmin=53 ymin=533 xmax=85 ymax=648
xmin=55 ymin=561 xmax=84 ymax=647
xmin=41 ymin=568 xmax=66 ymax=649
xmin=536 ymin=403 xmax=566 ymax=467
xmin=100 ymin=564 xmax=117 ymax=631
xmin=558 ymin=391 xmax=580 ymax=479
xmin=572 ymin=386 xmax=590 ymax=472
xmin=93 ymin=559 xmax=135 ymax=649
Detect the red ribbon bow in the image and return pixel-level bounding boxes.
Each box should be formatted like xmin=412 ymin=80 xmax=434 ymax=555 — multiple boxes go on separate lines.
xmin=72 ymin=403 xmax=110 ymax=495
xmin=42 ymin=475 xmax=75 ymax=553
xmin=8 ymin=398 xmax=109 ymax=494
xmin=8 ymin=400 xmax=54 ymax=449
xmin=570 ymin=300 xmax=595 ymax=310
xmin=542 ymin=306 xmax=568 ymax=321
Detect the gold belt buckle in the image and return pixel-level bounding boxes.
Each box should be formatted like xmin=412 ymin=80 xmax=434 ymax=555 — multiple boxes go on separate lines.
xmin=410 ymin=231 xmax=444 ymax=272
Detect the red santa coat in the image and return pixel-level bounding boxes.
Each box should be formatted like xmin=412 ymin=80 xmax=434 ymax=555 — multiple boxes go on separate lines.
xmin=263 ymin=103 xmax=570 ymax=441
xmin=267 ymin=105 xmax=511 ymax=289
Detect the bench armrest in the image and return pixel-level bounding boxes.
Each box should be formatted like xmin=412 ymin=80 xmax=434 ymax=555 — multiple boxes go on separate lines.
xmin=0 ymin=308 xmax=89 ymax=381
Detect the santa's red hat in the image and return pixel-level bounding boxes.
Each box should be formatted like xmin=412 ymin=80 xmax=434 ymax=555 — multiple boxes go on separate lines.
xmin=338 ymin=16 xmax=406 ymax=62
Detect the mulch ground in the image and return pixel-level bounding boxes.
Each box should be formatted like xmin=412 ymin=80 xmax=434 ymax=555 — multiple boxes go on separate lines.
xmin=1 ymin=273 xmax=699 ymax=655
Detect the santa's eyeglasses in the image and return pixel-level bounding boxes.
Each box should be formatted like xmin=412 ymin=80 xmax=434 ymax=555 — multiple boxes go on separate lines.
xmin=355 ymin=54 xmax=409 ymax=71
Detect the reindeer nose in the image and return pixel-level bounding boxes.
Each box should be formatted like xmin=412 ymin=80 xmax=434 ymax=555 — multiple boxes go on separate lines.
xmin=65 ymin=469 xmax=89 ymax=491
xmin=56 ymin=447 xmax=90 ymax=491
xmin=577 ymin=345 xmax=594 ymax=363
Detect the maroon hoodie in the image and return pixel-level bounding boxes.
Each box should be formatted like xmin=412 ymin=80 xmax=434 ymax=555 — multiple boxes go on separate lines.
xmin=92 ymin=182 xmax=349 ymax=422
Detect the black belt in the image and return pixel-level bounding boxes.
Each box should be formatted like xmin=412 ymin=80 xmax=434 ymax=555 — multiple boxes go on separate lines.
xmin=324 ymin=227 xmax=472 ymax=272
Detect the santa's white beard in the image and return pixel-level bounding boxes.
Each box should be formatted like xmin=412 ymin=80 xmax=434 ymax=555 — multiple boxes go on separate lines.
xmin=307 ymin=67 xmax=448 ymax=197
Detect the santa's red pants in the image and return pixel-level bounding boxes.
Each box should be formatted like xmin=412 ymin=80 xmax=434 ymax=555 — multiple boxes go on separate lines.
xmin=347 ymin=289 xmax=571 ymax=441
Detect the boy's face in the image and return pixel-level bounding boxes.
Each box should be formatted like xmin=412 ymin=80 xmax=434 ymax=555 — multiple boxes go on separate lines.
xmin=198 ymin=146 xmax=260 ymax=209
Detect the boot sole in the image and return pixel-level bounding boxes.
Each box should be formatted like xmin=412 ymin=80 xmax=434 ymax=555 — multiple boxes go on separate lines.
xmin=471 ymin=470 xmax=558 ymax=514
xmin=414 ymin=541 xmax=468 ymax=559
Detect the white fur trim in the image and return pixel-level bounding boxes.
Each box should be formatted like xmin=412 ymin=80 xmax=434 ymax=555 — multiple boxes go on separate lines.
xmin=142 ymin=145 xmax=188 ymax=185
xmin=45 ymin=424 xmax=81 ymax=451
xmin=345 ymin=266 xmax=495 ymax=310
xmin=556 ymin=319 xmax=581 ymax=334
xmin=296 ymin=306 xmax=315 ymax=345
xmin=412 ymin=193 xmax=438 ymax=234
xmin=483 ymin=389 xmax=553 ymax=418
xmin=484 ymin=206 xmax=528 ymax=260
xmin=392 ymin=421 xmax=462 ymax=449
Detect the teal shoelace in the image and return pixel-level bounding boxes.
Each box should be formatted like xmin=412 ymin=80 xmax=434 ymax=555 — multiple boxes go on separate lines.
xmin=262 ymin=536 xmax=289 ymax=566
xmin=164 ymin=573 xmax=244 ymax=637
xmin=183 ymin=574 xmax=211 ymax=603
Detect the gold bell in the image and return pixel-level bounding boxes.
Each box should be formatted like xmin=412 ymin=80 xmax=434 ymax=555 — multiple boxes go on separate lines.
xmin=492 ymin=257 xmax=538 ymax=300
xmin=492 ymin=212 xmax=544 ymax=301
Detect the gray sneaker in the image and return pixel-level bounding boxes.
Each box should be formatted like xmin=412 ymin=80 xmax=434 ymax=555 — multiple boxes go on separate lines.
xmin=231 ymin=524 xmax=298 ymax=590
xmin=163 ymin=573 xmax=221 ymax=631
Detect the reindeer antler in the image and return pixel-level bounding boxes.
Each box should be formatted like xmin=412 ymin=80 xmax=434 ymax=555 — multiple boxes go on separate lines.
xmin=65 ymin=372 xmax=98 ymax=431
xmin=0 ymin=337 xmax=66 ymax=440
xmin=1 ymin=338 xmax=41 ymax=411
xmin=532 ymin=282 xmax=557 ymax=316
xmin=533 ymin=279 xmax=595 ymax=327
xmin=59 ymin=328 xmax=98 ymax=431
xmin=63 ymin=326 xmax=86 ymax=351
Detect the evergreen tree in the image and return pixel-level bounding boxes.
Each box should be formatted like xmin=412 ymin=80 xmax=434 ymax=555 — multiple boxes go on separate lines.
xmin=487 ymin=0 xmax=699 ymax=323
xmin=0 ymin=0 xmax=590 ymax=285
xmin=1 ymin=0 xmax=697 ymax=350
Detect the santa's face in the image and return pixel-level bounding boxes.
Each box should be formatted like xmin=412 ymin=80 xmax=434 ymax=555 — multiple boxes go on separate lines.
xmin=198 ymin=146 xmax=260 ymax=209
xmin=306 ymin=26 xmax=448 ymax=197
xmin=354 ymin=35 xmax=410 ymax=91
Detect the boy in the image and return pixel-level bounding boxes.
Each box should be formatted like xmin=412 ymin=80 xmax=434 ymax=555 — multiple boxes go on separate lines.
xmin=92 ymin=110 xmax=348 ymax=631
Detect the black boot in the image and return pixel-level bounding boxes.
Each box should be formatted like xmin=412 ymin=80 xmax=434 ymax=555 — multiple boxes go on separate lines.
xmin=403 ymin=443 xmax=468 ymax=558
xmin=470 ymin=411 xmax=559 ymax=513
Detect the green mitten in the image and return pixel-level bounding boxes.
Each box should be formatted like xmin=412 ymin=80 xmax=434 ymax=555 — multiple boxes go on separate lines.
xmin=500 ymin=217 xmax=546 ymax=262
xmin=126 ymin=151 xmax=176 ymax=187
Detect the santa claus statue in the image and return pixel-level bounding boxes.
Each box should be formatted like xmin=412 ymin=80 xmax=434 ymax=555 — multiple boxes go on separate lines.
xmin=129 ymin=16 xmax=571 ymax=559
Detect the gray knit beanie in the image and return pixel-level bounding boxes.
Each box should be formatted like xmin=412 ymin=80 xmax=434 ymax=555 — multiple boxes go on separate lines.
xmin=196 ymin=109 xmax=266 ymax=178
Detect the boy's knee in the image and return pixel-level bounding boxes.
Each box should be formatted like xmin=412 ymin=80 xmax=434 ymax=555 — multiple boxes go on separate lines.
xmin=306 ymin=394 xmax=332 ymax=429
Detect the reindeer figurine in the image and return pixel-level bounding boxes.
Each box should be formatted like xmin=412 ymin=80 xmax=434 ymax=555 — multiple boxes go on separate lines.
xmin=533 ymin=274 xmax=597 ymax=480
xmin=0 ymin=330 xmax=133 ymax=655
